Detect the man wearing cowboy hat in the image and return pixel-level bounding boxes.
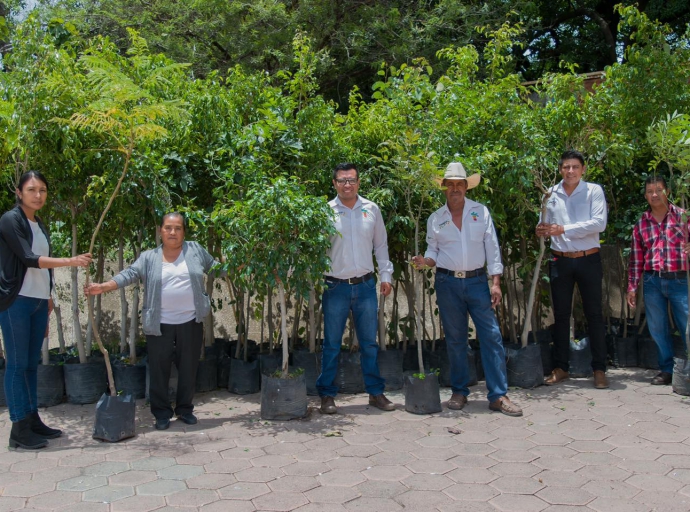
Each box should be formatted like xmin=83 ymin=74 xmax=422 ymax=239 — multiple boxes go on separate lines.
xmin=412 ymin=162 xmax=522 ymax=417
xmin=536 ymin=149 xmax=608 ymax=389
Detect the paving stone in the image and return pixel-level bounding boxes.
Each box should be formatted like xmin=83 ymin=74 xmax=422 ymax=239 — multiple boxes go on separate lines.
xmin=221 ymin=447 xmax=266 ymax=459
xmin=367 ymin=451 xmax=415 ymax=466
xmin=536 ymin=487 xmax=594 ymax=505
xmin=166 ymin=489 xmax=218 ymax=508
xmin=294 ymin=449 xmax=339 ymax=463
xmin=54 ymin=502 xmax=109 ymax=512
xmin=489 ymin=450 xmax=538 ymax=463
xmin=572 ymin=452 xmax=621 ymax=466
xmin=0 ymin=471 xmax=31 ymax=488
xmin=304 ymin=485 xmax=360 ymax=504
xmin=402 ymin=473 xmax=454 ymax=491
xmin=534 ymin=470 xmax=588 ymax=488
xmin=448 ymin=431 xmax=498 ymax=443
xmin=58 ymin=453 xmax=106 ymax=468
xmin=292 ymin=504 xmax=346 ymax=512
xmin=283 ymin=461 xmax=331 ymax=477
xmin=582 ymin=480 xmax=639 ymax=499
xmin=2 ymin=479 xmax=56 ymax=498
xmin=438 ymin=502 xmax=500 ymax=512
xmin=26 ymin=490 xmax=82 ymax=510
xmin=10 ymin=457 xmax=58 ymax=473
xmin=82 ymin=460 xmax=130 ymax=476
xmin=446 ymin=467 xmax=497 ymax=484
xmin=174 ymin=451 xmax=221 ymax=465
xmin=187 ymin=473 xmax=237 ymax=490
xmin=0 ymin=496 xmax=28 ymax=511
xmin=362 ymin=465 xmax=413 ymax=481
xmin=250 ymin=455 xmax=295 ymax=468
xmin=234 ymin=466 xmax=284 ymax=483
xmin=204 ymin=458 xmax=253 ymax=474
xmin=449 ymin=454 xmax=497 ymax=469
xmin=56 ymin=475 xmax=107 ymax=492
xmin=136 ymin=479 xmax=187 ymax=496
xmin=491 ymin=476 xmax=545 ymax=494
xmin=252 ymin=491 xmax=309 ymax=511
xmin=355 ymin=480 xmax=407 ymax=498
xmin=633 ymin=490 xmax=690 ymax=511
xmin=394 ymin=489 xmax=453 ymax=509
xmin=616 ymin=458 xmax=671 ymax=475
xmin=268 ymin=475 xmax=319 ymax=492
xmin=199 ymin=500 xmax=257 ymax=512
xmin=327 ymin=456 xmax=371 ymax=471
xmin=83 ymin=484 xmax=135 ymax=503
xmin=405 ymin=458 xmax=456 ymax=474
xmin=490 ymin=462 xmax=542 ymax=477
xmin=490 ymin=493 xmax=549 ymax=511
xmin=442 ymin=482 xmax=499 ymax=501
xmin=218 ymin=482 xmax=271 ymax=500
xmin=587 ymin=497 xmax=651 ymax=512
xmin=343 ymin=497 xmax=402 ymax=511
xmin=109 ymin=495 xmax=166 ymax=512
xmin=317 ymin=469 xmax=366 ymax=487
xmin=626 ymin=473 xmax=683 ymax=492
xmin=157 ymin=463 xmax=205 ymax=480
xmin=131 ymin=457 xmax=177 ymax=471
xmin=336 ymin=444 xmax=381 ymax=457
xmin=669 ymin=469 xmax=690 ymax=483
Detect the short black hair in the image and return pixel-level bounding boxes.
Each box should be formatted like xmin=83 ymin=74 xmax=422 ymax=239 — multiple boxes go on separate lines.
xmin=558 ymin=150 xmax=585 ymax=168
xmin=333 ymin=163 xmax=359 ymax=180
xmin=645 ymin=175 xmax=668 ymax=189
xmin=160 ymin=212 xmax=186 ymax=231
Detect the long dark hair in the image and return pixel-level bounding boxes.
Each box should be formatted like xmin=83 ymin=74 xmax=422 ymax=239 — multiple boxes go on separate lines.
xmin=16 ymin=171 xmax=49 ymax=204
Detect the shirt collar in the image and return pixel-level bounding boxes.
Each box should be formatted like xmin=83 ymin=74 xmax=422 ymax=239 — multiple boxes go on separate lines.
xmin=334 ymin=195 xmax=362 ymax=210
xmin=643 ymin=203 xmax=682 ymax=222
xmin=554 ymin=179 xmax=586 ymax=197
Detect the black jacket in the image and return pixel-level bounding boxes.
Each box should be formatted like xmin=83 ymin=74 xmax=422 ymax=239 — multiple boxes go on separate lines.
xmin=0 ymin=205 xmax=53 ymax=312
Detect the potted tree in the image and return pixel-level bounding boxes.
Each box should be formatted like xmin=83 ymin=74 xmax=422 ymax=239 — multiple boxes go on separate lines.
xmin=217 ymin=177 xmax=336 ymax=420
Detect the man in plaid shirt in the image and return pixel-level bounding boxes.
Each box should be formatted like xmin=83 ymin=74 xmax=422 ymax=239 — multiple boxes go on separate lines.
xmin=628 ymin=175 xmax=690 ymax=385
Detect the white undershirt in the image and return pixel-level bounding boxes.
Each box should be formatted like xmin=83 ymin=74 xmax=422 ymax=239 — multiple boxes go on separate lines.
xmin=160 ymin=252 xmax=196 ymax=325
xmin=19 ymin=220 xmax=51 ymax=300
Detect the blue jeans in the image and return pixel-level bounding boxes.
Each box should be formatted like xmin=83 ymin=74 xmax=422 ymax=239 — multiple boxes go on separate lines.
xmin=435 ymin=273 xmax=507 ymax=403
xmin=643 ymin=273 xmax=689 ymax=373
xmin=0 ymin=296 xmax=49 ymax=422
xmin=316 ymin=278 xmax=385 ymax=397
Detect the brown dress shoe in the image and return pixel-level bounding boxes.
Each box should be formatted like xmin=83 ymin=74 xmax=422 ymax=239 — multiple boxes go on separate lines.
xmin=593 ymin=370 xmax=609 ymax=389
xmin=369 ymin=394 xmax=395 ymax=411
xmin=489 ymin=396 xmax=523 ymax=417
xmin=651 ymin=371 xmax=672 ymax=385
xmin=447 ymin=393 xmax=468 ymax=410
xmin=320 ymin=396 xmax=337 ymax=414
xmin=545 ymin=368 xmax=569 ymax=386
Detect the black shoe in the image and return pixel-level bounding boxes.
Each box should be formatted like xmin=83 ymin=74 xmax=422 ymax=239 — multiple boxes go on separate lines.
xmin=177 ymin=413 xmax=197 ymax=425
xmin=155 ymin=418 xmax=171 ymax=430
xmin=29 ymin=411 xmax=62 ymax=439
xmin=651 ymin=371 xmax=672 ymax=385
xmin=9 ymin=418 xmax=49 ymax=449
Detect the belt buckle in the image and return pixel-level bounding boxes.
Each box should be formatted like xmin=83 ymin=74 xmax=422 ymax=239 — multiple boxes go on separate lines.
xmin=347 ymin=277 xmax=355 ymax=284
xmin=454 ymin=270 xmax=465 ymax=278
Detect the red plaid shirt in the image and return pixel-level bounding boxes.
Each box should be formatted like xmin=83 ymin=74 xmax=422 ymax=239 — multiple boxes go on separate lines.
xmin=628 ymin=203 xmax=689 ymax=292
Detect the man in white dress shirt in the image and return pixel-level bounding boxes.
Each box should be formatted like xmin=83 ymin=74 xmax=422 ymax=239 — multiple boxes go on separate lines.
xmin=316 ymin=163 xmax=395 ymax=414
xmin=412 ymin=162 xmax=522 ymax=416
xmin=536 ymin=149 xmax=608 ymax=389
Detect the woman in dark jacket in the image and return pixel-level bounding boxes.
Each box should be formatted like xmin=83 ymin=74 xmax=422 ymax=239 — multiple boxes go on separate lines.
xmin=0 ymin=171 xmax=92 ymax=449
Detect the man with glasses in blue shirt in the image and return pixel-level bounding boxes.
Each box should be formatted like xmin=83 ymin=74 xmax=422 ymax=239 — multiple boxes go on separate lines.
xmin=317 ymin=163 xmax=395 ymax=414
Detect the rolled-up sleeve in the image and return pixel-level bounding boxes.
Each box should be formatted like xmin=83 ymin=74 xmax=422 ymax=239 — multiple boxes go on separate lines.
xmin=484 ymin=210 xmax=503 ymax=275
xmin=423 ymin=214 xmax=439 ymax=263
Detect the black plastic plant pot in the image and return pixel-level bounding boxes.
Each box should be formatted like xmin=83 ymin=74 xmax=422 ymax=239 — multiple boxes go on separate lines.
xmin=292 ymin=350 xmax=319 ymax=396
xmin=92 ymin=393 xmax=136 ymax=442
xmin=637 ymin=337 xmax=659 ymax=370
xmin=64 ymin=361 xmax=107 ymax=405
xmin=614 ymin=337 xmax=639 ymax=368
xmin=259 ymin=353 xmax=283 ymax=376
xmin=37 ymin=364 xmax=65 ymax=407
xmin=505 ymin=343 xmax=544 ymax=389
xmin=113 ymin=363 xmax=147 ymax=399
xmin=195 ymin=353 xmax=218 ymax=393
xmin=404 ymin=373 xmax=442 ymax=415
xmin=337 ymin=351 xmax=365 ymax=394
xmin=673 ymin=335 xmax=687 ymax=359
xmin=428 ymin=350 xmax=451 ymax=387
xmin=217 ymin=352 xmax=232 ymax=390
xmin=378 ymin=349 xmax=404 ymax=391
xmin=260 ymin=372 xmax=308 ymax=420
xmin=228 ymin=358 xmax=260 ymax=395
xmin=673 ymin=357 xmax=690 ymax=396
xmin=568 ymin=338 xmax=593 ymax=378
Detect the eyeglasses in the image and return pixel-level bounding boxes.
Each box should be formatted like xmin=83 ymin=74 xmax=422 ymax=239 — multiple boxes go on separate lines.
xmin=335 ymin=178 xmax=358 ymax=186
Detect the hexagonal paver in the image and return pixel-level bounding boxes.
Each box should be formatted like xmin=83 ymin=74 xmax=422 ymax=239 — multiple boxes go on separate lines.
xmin=536 ymin=487 xmax=594 ymax=505
xmin=199 ymin=500 xmax=257 ymax=512
xmin=235 ymin=466 xmax=285 ymax=483
xmin=491 ymin=476 xmax=545 ymax=495
xmin=158 ymin=464 xmax=205 ymax=480
xmin=11 ymin=457 xmax=58 ymax=473
xmin=166 ymin=489 xmax=218 ymax=508
xmin=317 ymin=469 xmax=366 ymax=487
xmin=367 ymin=452 xmax=415 ymax=466
xmin=362 ymin=465 xmax=413 ymax=481
xmin=58 ymin=453 xmax=106 ymax=468
xmin=304 ymin=486 xmax=360 ymax=504
xmin=135 ymin=479 xmax=187 ymax=496
xmin=443 ymin=483 xmax=499 ymax=501
xmin=252 ymin=491 xmax=309 ymax=511
xmin=534 ymin=470 xmax=589 ymax=488
xmin=404 ymin=459 xmax=456 ymax=475
xmin=327 ymin=456 xmax=371 ymax=471
xmin=269 ymin=475 xmax=319 ymax=492
xmin=344 ymin=497 xmax=403 ymax=511
xmin=582 ymin=480 xmax=640 ymax=499
xmin=83 ymin=485 xmax=135 ymax=503
xmin=218 ymin=482 xmax=271 ymax=500
xmin=175 ymin=451 xmax=221 ymax=465
xmin=27 ymin=490 xmax=82 ymax=510
xmin=402 ymin=473 xmax=454 ymax=491
xmin=0 ymin=496 xmax=30 ymax=511
xmin=187 ymin=473 xmax=237 ymax=490
xmin=131 ymin=457 xmax=176 ymax=471
xmin=82 ymin=461 xmax=130 ymax=476
xmin=251 ymin=455 xmax=295 ymax=468
xmin=57 ymin=475 xmax=107 ymax=492
xmin=205 ymin=459 xmax=253 ymax=474
xmin=283 ymin=461 xmax=331 ymax=477
xmin=490 ymin=462 xmax=543 ymax=477
xmin=489 ymin=450 xmax=538 ymax=463
xmin=108 ymin=470 xmax=158 ymax=486
xmin=394 ymin=490 xmax=453 ymax=509
xmin=448 ymin=455 xmax=497 ymax=469
xmin=356 ymin=480 xmax=408 ymax=498
xmin=588 ymin=497 xmax=651 ymax=512
xmin=110 ymin=495 xmax=167 ymax=512
xmin=626 ymin=474 xmax=683 ymax=492
xmin=447 ymin=467 xmax=497 ymax=484
xmin=490 ymin=494 xmax=548 ymax=511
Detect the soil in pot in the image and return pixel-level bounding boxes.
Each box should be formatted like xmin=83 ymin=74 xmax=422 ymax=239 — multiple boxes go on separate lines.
xmin=37 ymin=363 xmax=65 ymax=407
xmin=637 ymin=337 xmax=659 ymax=370
xmin=336 ymin=351 xmax=365 ymax=394
xmin=378 ymin=349 xmax=404 ymax=391
xmin=260 ymin=371 xmax=308 ymax=420
xmin=672 ymin=357 xmax=690 ymax=396
xmin=64 ymin=360 xmax=107 ymax=405
xmin=505 ymin=343 xmax=544 ymax=388
xmin=228 ymin=357 xmax=260 ymax=395
xmin=92 ymin=393 xmax=137 ymax=442
xmin=404 ymin=373 xmax=442 ymax=414
xmin=569 ymin=338 xmax=593 ymax=378
xmin=195 ymin=349 xmax=218 ymax=393
xmin=292 ymin=350 xmax=319 ymax=396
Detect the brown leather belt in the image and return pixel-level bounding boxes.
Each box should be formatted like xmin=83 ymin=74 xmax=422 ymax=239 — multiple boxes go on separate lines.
xmin=552 ymin=248 xmax=599 ymax=259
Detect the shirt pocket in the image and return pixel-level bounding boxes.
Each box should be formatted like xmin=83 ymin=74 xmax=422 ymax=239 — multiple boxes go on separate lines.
xmin=469 ymin=222 xmax=484 ymax=242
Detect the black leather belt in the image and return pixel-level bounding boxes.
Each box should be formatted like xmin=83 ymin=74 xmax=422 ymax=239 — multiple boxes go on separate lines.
xmin=645 ymin=270 xmax=687 ymax=280
xmin=324 ymin=272 xmax=374 ymax=285
xmin=436 ymin=267 xmax=486 ymax=279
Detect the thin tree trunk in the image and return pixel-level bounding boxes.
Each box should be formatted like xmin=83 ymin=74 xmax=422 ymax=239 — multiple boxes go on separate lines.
xmin=118 ymin=229 xmax=128 ymax=353
xmin=54 ymin=301 xmax=66 ymax=352
xmin=128 ymin=227 xmax=143 ymax=365
xmin=503 ymin=251 xmax=518 ymax=344
xmin=244 ymin=290 xmax=251 ymax=361
xmin=378 ymin=294 xmax=387 ymax=350
xmin=267 ymin=287 xmax=275 ymax=353
xmin=42 ymin=336 xmax=49 ymax=365
xmin=95 ymin=245 xmax=104 ymax=332
xmin=70 ymin=205 xmax=86 ymax=363
xmin=278 ymin=281 xmax=290 ymax=378
xmin=308 ymin=286 xmax=316 ymax=352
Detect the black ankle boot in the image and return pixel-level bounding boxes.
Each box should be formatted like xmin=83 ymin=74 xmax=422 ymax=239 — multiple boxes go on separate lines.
xmin=9 ymin=418 xmax=48 ymax=449
xmin=29 ymin=411 xmax=62 ymax=439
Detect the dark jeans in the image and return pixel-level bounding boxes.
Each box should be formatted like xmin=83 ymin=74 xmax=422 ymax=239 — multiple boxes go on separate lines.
xmin=550 ymin=252 xmax=607 ymax=372
xmin=316 ymin=278 xmax=385 ymax=397
xmin=147 ymin=319 xmax=203 ymax=420
xmin=0 ymin=296 xmax=49 ymax=422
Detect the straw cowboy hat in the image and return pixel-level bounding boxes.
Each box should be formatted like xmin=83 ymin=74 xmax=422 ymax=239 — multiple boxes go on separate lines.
xmin=435 ymin=162 xmax=481 ymax=189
